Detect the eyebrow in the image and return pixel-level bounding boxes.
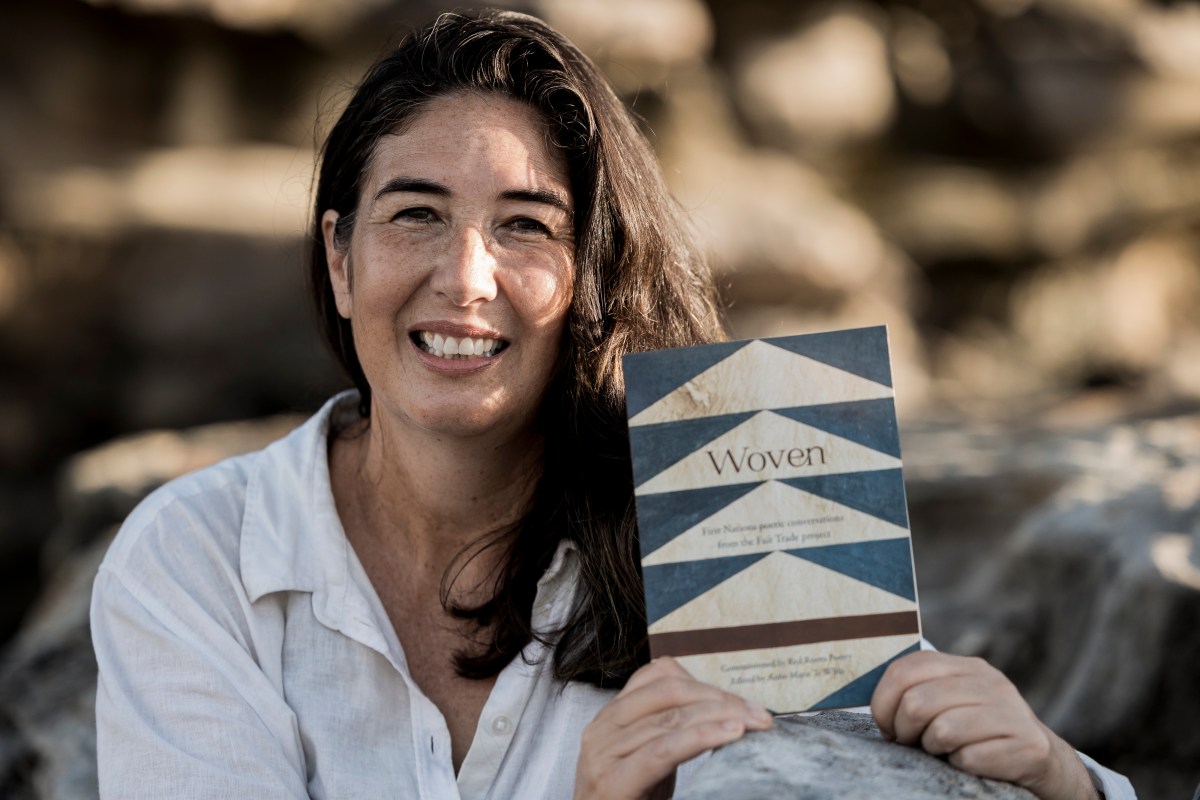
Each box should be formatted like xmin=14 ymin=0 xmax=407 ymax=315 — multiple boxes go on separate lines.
xmin=372 ymin=177 xmax=572 ymax=216
xmin=372 ymin=178 xmax=448 ymax=204
xmin=499 ymin=188 xmax=573 ymax=217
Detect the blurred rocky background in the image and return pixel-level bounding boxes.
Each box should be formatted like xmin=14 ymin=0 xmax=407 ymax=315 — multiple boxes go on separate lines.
xmin=1 ymin=0 xmax=1198 ymax=796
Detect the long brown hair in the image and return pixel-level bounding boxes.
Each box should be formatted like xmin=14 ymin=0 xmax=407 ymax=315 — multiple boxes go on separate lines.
xmin=309 ymin=9 xmax=724 ymax=687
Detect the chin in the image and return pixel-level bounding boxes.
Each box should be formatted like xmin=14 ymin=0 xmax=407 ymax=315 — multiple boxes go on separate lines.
xmin=406 ymin=405 xmax=530 ymax=440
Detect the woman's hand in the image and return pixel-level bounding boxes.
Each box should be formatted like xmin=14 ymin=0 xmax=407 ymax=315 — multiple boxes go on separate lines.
xmin=871 ymin=651 xmax=1099 ymax=800
xmin=574 ymin=656 xmax=773 ymax=800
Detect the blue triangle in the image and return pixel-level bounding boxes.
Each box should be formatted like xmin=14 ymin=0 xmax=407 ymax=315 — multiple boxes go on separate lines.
xmin=778 ymin=470 xmax=909 ymax=529
xmin=635 ymin=482 xmax=762 ymax=558
xmin=629 ymin=412 xmax=758 ymax=487
xmin=765 ymin=326 xmax=892 ymax=388
xmin=773 ymin=399 xmax=901 ymax=458
xmin=623 ymin=340 xmax=752 ymax=418
xmin=808 ymin=642 xmax=920 ymax=711
xmin=643 ymin=552 xmax=768 ymax=626
xmin=784 ymin=539 xmax=916 ymax=601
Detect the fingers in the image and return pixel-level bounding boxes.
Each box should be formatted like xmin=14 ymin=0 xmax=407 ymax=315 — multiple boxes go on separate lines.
xmin=890 ymin=673 xmax=1010 ymax=746
xmin=607 ymin=662 xmax=734 ymax=729
xmin=945 ymin=732 xmax=1053 ymax=787
xmin=932 ymin=723 xmax=1089 ymax=800
xmin=596 ymin=658 xmax=772 ymax=756
xmin=620 ymin=654 xmax=692 ymax=693
xmin=916 ymin=704 xmax=1011 ymax=756
xmin=867 ymin=652 xmax=1099 ymax=800
xmin=578 ymin=717 xmax=738 ymax=799
xmin=575 ymin=657 xmax=773 ymax=800
xmin=604 ymin=693 xmax=769 ymax=760
xmin=871 ymin=651 xmax=997 ymax=740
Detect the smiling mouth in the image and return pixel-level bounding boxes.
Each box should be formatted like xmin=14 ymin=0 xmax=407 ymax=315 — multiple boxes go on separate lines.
xmin=414 ymin=331 xmax=508 ymax=359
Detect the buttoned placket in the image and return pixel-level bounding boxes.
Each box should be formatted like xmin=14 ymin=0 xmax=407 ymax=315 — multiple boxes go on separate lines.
xmin=241 ymin=396 xmax=586 ymax=800
xmin=454 ymin=545 xmax=580 ymax=799
xmin=455 ymin=644 xmax=543 ymax=800
xmin=313 ymin=527 xmax=578 ymax=800
xmin=323 ymin=532 xmax=463 ymax=798
xmin=456 ymin=545 xmax=580 ymax=800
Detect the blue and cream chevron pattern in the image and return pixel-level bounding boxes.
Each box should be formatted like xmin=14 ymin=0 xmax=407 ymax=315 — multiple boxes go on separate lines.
xmin=623 ymin=326 xmax=922 ymax=713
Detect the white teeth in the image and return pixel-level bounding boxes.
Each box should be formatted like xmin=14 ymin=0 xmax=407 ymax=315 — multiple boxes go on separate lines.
xmin=416 ymin=331 xmax=503 ymax=359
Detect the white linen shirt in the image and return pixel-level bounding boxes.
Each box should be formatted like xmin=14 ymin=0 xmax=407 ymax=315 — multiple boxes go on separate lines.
xmin=91 ymin=393 xmax=672 ymax=799
xmin=92 ymin=393 xmax=1135 ymax=799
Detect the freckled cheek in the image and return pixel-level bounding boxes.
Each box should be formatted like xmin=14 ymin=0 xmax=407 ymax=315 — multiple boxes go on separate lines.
xmin=507 ymin=263 xmax=574 ymax=330
xmin=354 ymin=260 xmax=425 ymax=314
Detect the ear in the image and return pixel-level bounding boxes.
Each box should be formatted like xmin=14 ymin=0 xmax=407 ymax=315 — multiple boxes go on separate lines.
xmin=322 ymin=209 xmax=353 ymax=319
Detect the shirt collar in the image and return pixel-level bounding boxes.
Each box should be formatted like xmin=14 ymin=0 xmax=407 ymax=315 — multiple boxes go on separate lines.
xmin=533 ymin=537 xmax=580 ymax=632
xmin=239 ymin=391 xmax=582 ymax=638
xmin=240 ymin=391 xmax=357 ymax=605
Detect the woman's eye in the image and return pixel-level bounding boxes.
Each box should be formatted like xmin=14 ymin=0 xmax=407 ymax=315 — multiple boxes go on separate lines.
xmin=509 ymin=217 xmax=551 ymax=235
xmin=393 ymin=207 xmax=436 ymax=223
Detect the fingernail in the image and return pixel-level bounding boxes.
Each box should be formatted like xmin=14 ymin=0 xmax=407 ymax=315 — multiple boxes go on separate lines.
xmin=745 ymin=699 xmax=772 ymax=722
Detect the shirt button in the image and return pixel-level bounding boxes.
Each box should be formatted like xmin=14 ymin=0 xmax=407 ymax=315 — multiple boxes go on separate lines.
xmin=491 ymin=715 xmax=512 ymax=735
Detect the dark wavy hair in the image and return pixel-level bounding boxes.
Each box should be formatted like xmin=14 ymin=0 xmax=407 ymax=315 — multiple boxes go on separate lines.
xmin=309 ymin=9 xmax=724 ymax=687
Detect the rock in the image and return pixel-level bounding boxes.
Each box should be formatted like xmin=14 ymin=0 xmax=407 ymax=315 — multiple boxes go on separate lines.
xmin=870 ymin=164 xmax=1026 ymax=263
xmin=0 ymin=414 xmax=304 ymax=800
xmin=678 ymin=711 xmax=1035 ymax=799
xmin=1119 ymin=76 xmax=1200 ymax=141
xmin=0 ymin=535 xmax=109 ymax=800
xmin=1025 ymin=153 xmax=1131 ymax=260
xmin=1010 ymin=234 xmax=1200 ymax=389
xmin=653 ymin=70 xmax=912 ymax=316
xmin=1163 ymin=332 xmax=1200 ymax=400
xmin=1132 ymin=3 xmax=1200 ymax=81
xmin=905 ymin=412 xmax=1200 ymax=798
xmin=680 ymin=150 xmax=893 ymax=295
xmin=890 ymin=7 xmax=954 ymax=107
xmin=532 ymin=0 xmax=713 ymax=90
xmin=733 ymin=4 xmax=895 ymax=148
xmin=11 ymin=145 xmax=315 ymax=237
xmin=0 ymin=480 xmax=57 ymax=644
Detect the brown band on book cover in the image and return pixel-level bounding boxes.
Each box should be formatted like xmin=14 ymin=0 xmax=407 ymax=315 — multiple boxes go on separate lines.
xmin=648 ymin=611 xmax=920 ymax=658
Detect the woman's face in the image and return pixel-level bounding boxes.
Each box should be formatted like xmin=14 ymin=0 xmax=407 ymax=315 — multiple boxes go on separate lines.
xmin=323 ymin=91 xmax=575 ymax=441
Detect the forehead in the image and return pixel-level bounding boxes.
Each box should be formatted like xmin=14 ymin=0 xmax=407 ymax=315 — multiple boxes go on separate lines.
xmin=363 ymin=91 xmax=570 ymax=196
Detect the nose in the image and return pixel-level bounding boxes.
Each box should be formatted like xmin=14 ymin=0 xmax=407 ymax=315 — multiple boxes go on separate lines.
xmin=430 ymin=224 xmax=498 ymax=306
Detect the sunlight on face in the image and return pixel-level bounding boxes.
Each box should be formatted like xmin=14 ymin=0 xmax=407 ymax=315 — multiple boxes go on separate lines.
xmin=323 ymin=91 xmax=575 ymax=441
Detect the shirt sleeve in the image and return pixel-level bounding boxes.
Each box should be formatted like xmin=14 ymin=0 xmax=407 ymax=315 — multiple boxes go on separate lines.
xmin=91 ymin=566 xmax=310 ymax=800
xmin=1077 ymin=751 xmax=1137 ymax=800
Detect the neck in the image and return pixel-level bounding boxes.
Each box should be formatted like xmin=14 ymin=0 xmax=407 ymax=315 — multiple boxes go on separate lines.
xmin=330 ymin=403 xmax=545 ymax=596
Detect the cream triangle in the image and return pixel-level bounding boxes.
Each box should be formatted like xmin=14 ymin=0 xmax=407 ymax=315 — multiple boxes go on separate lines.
xmin=629 ymin=340 xmax=894 ymax=426
xmin=648 ymin=551 xmax=916 ymax=634
xmin=642 ymin=481 xmax=909 ymax=566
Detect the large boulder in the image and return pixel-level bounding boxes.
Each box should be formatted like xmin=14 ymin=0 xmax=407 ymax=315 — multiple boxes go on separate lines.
xmin=906 ymin=411 xmax=1200 ymax=799
xmin=679 ymin=711 xmax=1035 ymax=800
xmin=0 ymin=415 xmax=301 ymax=800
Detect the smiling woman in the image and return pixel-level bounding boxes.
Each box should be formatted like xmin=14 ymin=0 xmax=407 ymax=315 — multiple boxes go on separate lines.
xmin=89 ymin=9 xmax=1133 ymax=800
xmin=323 ymin=92 xmax=575 ymax=442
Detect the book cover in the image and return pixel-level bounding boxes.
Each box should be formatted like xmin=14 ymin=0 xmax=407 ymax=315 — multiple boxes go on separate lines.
xmin=623 ymin=326 xmax=922 ymax=713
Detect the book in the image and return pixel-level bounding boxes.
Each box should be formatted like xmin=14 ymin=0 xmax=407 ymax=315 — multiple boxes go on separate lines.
xmin=622 ymin=325 xmax=922 ymax=713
